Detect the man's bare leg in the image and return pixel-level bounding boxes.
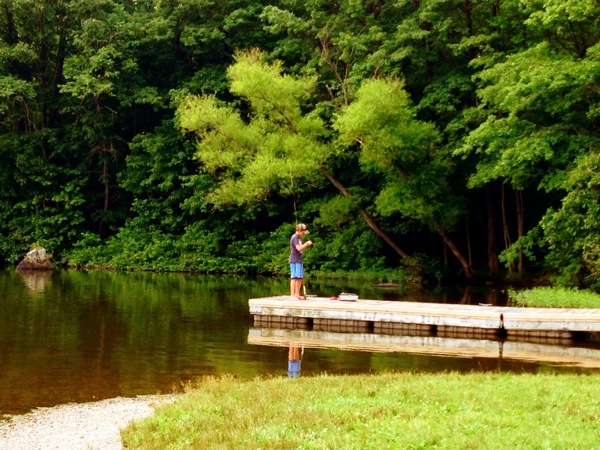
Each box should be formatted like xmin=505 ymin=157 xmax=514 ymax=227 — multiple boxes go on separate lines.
xmin=291 ymin=278 xmax=303 ymax=298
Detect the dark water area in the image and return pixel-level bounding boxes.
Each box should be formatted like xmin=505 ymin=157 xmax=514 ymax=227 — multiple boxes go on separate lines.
xmin=0 ymin=269 xmax=596 ymax=417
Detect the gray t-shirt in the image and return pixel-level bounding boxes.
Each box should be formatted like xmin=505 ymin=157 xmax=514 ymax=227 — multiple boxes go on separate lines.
xmin=289 ymin=233 xmax=303 ymax=263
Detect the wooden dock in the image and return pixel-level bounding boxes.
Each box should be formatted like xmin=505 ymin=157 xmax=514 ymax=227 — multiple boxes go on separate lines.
xmin=249 ymin=296 xmax=600 ymax=342
xmin=248 ymin=328 xmax=600 ymax=368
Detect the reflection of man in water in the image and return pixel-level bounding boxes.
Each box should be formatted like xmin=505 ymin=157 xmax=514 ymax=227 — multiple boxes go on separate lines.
xmin=288 ymin=346 xmax=302 ymax=378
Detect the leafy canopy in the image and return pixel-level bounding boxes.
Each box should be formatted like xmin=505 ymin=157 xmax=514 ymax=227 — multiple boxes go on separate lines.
xmin=176 ymin=49 xmax=330 ymax=206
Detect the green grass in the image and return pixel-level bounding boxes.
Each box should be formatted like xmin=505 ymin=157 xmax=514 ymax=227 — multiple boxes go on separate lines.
xmin=510 ymin=287 xmax=600 ymax=308
xmin=122 ymin=372 xmax=600 ymax=449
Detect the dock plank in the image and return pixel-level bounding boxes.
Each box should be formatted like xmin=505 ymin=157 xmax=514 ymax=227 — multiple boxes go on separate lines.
xmin=249 ymin=296 xmax=600 ymax=332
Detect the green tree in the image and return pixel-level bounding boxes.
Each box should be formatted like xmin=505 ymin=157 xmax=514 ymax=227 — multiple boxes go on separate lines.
xmin=59 ymin=0 xmax=156 ymax=237
xmin=0 ymin=0 xmax=86 ymax=262
xmin=66 ymin=0 xmax=295 ymax=271
xmin=177 ymin=49 xmax=413 ymax=263
xmin=334 ymin=77 xmax=473 ymax=278
xmin=458 ymin=0 xmax=600 ymax=285
xmin=177 ymin=48 xmax=482 ymax=278
xmin=539 ymin=152 xmax=600 ymax=288
xmin=261 ymin=0 xmax=536 ymax=279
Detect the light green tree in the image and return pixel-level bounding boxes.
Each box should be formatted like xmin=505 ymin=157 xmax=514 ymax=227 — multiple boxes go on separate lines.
xmin=334 ymin=77 xmax=473 ymax=278
xmin=178 ymin=50 xmax=476 ymax=277
xmin=177 ymin=49 xmax=412 ymax=261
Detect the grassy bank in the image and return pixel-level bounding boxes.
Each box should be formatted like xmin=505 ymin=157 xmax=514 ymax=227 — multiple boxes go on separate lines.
xmin=122 ymin=372 xmax=600 ymax=449
xmin=510 ymin=287 xmax=600 ymax=308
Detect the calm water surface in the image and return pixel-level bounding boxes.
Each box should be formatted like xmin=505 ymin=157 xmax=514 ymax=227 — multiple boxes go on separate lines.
xmin=0 ymin=269 xmax=596 ymax=417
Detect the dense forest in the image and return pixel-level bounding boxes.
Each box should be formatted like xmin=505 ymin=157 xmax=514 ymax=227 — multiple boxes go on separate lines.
xmin=1 ymin=0 xmax=599 ymax=288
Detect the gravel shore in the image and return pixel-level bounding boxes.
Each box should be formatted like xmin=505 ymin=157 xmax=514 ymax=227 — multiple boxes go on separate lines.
xmin=0 ymin=395 xmax=179 ymax=450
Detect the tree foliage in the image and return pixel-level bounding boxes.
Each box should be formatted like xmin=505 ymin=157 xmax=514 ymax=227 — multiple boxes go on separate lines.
xmin=1 ymin=0 xmax=600 ymax=288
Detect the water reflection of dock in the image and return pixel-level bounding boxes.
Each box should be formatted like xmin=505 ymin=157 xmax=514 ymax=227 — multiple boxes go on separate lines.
xmin=249 ymin=296 xmax=600 ymax=343
xmin=248 ymin=328 xmax=600 ymax=369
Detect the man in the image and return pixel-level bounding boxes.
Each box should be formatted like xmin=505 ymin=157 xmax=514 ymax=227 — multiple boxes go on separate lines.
xmin=289 ymin=223 xmax=313 ymax=299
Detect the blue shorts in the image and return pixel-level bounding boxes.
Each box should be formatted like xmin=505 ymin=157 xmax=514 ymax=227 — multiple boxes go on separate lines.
xmin=290 ymin=263 xmax=304 ymax=279
xmin=288 ymin=360 xmax=301 ymax=378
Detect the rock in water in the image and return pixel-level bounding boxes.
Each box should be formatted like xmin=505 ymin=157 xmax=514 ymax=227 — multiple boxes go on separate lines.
xmin=16 ymin=248 xmax=53 ymax=271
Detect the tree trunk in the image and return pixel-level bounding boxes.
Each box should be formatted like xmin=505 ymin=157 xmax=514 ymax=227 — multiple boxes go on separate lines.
xmin=466 ymin=216 xmax=472 ymax=267
xmin=464 ymin=0 xmax=476 ymax=64
xmin=492 ymin=0 xmax=500 ymax=16
xmin=98 ymin=159 xmax=110 ymax=238
xmin=443 ymin=235 xmax=448 ymax=266
xmin=103 ymin=161 xmax=110 ymax=215
xmin=319 ymin=166 xmax=410 ymax=259
xmin=501 ymin=182 xmax=514 ymax=273
xmin=437 ymin=228 xmax=474 ymax=279
xmin=487 ymin=185 xmax=499 ymax=275
xmin=460 ymin=285 xmax=473 ymax=304
xmin=48 ymin=7 xmax=67 ymax=127
xmin=516 ymin=190 xmax=524 ymax=275
xmin=464 ymin=0 xmax=473 ymax=36
xmin=320 ymin=165 xmax=475 ymax=279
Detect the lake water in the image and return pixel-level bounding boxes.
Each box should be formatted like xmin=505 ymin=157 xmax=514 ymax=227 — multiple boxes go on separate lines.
xmin=0 ymin=269 xmax=597 ymax=417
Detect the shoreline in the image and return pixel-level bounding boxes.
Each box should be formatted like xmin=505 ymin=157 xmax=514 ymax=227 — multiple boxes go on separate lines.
xmin=0 ymin=394 xmax=179 ymax=450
